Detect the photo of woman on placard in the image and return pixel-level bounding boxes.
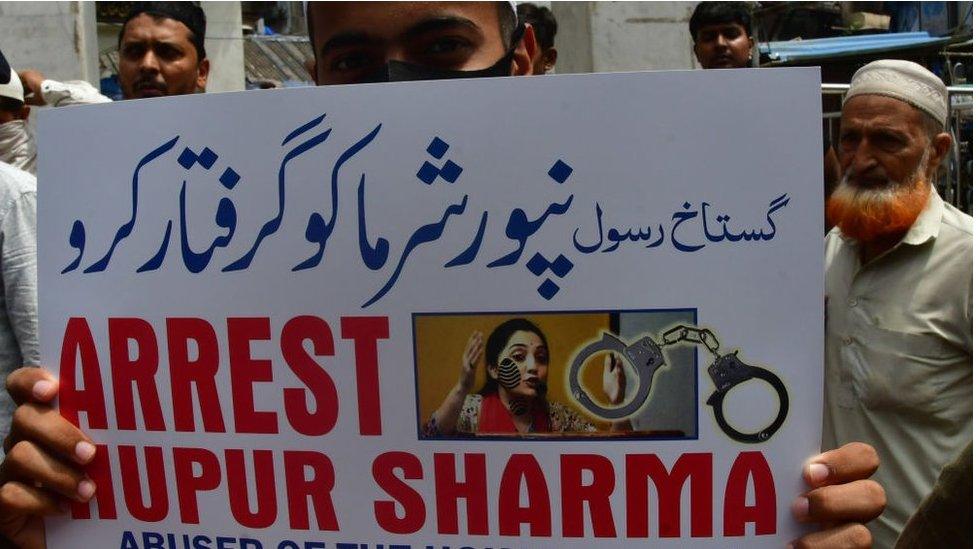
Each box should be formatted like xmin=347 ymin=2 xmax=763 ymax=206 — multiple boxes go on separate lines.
xmin=423 ymin=318 xmax=629 ymax=436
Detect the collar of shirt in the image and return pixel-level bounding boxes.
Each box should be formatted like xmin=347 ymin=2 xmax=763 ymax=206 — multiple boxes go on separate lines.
xmin=901 ymin=184 xmax=943 ymax=245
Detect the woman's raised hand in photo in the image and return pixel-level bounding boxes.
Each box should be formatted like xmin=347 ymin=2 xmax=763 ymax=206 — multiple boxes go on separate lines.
xmin=458 ymin=331 xmax=483 ymax=392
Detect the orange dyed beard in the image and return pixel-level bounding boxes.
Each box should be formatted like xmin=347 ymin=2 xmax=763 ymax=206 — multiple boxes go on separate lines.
xmin=827 ymin=169 xmax=931 ymax=244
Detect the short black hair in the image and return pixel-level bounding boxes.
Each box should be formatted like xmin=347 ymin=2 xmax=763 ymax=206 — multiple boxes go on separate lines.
xmin=689 ymin=2 xmax=752 ymax=40
xmin=308 ymin=2 xmax=521 ymax=59
xmin=119 ymin=2 xmax=208 ymax=60
xmin=517 ymin=3 xmax=557 ymax=50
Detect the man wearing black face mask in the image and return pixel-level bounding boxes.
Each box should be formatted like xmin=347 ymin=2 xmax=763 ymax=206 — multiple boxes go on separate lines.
xmin=0 ymin=4 xmax=886 ymax=548
xmin=305 ymin=2 xmax=537 ymax=85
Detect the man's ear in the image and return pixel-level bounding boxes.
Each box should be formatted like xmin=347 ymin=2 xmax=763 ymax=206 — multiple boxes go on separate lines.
xmin=15 ymin=105 xmax=30 ymax=121
xmin=929 ymin=132 xmax=953 ymax=171
xmin=692 ymin=42 xmax=704 ymax=66
xmin=305 ymin=57 xmax=319 ymax=85
xmin=196 ymin=58 xmax=211 ymax=92
xmin=512 ymin=24 xmax=538 ymax=76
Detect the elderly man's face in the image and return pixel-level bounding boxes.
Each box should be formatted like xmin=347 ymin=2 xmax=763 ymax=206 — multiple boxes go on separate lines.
xmin=118 ymin=14 xmax=209 ymax=99
xmin=829 ymin=94 xmax=950 ymax=243
xmin=838 ymin=95 xmax=939 ymax=188
xmin=309 ymin=2 xmax=532 ymax=85
xmin=694 ymin=23 xmax=753 ymax=69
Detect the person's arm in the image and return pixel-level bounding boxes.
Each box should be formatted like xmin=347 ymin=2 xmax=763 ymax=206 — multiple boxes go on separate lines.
xmin=894 ymin=442 xmax=971 ymax=548
xmin=790 ymin=442 xmax=886 ymax=548
xmin=427 ymin=331 xmax=482 ymax=435
xmin=18 ymin=70 xmax=111 ymax=107
xmin=1 ymin=367 xmax=97 ymax=549
xmin=1 ymin=191 xmax=38 ymax=367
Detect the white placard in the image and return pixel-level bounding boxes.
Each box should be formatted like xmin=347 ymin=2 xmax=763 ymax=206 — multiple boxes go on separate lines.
xmin=39 ymin=68 xmax=824 ymax=548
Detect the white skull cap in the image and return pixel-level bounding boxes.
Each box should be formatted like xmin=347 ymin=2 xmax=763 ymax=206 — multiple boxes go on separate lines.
xmin=0 ymin=50 xmax=24 ymax=104
xmin=844 ymin=59 xmax=948 ymax=128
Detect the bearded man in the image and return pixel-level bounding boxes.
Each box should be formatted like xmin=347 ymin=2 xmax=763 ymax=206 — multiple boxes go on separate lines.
xmin=823 ymin=59 xmax=973 ymax=547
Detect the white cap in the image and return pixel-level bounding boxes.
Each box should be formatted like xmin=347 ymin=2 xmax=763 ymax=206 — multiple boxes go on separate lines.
xmin=0 ymin=49 xmax=25 ymax=105
xmin=844 ymin=59 xmax=948 ymax=128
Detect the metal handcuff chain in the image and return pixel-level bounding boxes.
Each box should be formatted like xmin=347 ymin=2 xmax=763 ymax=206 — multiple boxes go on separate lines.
xmin=567 ymin=324 xmax=789 ymax=444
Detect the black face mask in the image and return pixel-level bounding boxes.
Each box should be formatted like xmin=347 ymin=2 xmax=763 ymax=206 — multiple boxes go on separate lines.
xmin=358 ymin=24 xmax=525 ymax=84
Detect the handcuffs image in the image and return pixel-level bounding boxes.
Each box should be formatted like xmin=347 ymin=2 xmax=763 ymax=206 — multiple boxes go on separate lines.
xmin=568 ymin=324 xmax=789 ymax=443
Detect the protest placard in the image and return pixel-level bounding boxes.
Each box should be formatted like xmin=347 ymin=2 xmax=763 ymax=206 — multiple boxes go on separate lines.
xmin=38 ymin=67 xmax=824 ymax=548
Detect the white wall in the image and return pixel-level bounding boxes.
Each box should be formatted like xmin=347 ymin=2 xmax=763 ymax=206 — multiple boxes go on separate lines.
xmin=201 ymin=1 xmax=245 ymax=93
xmin=0 ymin=1 xmax=99 ymax=84
xmin=552 ymin=1 xmax=593 ymax=74
xmin=553 ymin=1 xmax=699 ymax=75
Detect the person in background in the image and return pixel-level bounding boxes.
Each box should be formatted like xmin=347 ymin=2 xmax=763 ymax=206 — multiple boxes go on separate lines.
xmin=0 ymin=60 xmax=107 ymax=176
xmin=689 ymin=1 xmax=754 ymax=70
xmin=4 ymin=2 xmax=208 ymax=180
xmin=517 ymin=3 xmax=558 ymax=74
xmin=0 ymin=49 xmax=38 ymax=458
xmin=688 ymin=2 xmax=843 ymax=230
xmin=823 ymin=59 xmax=972 ymax=547
xmin=0 ymin=4 xmax=886 ymax=548
xmin=17 ymin=1 xmax=209 ymax=107
xmin=0 ymin=56 xmax=34 ymax=175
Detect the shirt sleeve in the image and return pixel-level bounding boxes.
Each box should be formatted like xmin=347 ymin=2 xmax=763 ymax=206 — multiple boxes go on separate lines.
xmin=1 ymin=191 xmax=38 ymax=365
xmin=40 ymin=79 xmax=112 ymax=107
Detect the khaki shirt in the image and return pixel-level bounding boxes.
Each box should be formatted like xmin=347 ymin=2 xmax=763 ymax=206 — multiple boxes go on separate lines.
xmin=823 ymin=187 xmax=973 ymax=548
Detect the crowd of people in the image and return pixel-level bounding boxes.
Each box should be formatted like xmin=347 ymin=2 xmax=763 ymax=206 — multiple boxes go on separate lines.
xmin=0 ymin=2 xmax=970 ymax=548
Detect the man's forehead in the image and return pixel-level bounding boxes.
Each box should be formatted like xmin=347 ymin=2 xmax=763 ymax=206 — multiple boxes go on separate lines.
xmin=311 ymin=1 xmax=500 ymax=37
xmin=121 ymin=12 xmax=194 ymax=43
xmin=841 ymin=95 xmax=923 ymax=128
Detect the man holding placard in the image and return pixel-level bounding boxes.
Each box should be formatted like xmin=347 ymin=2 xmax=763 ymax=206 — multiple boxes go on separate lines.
xmin=1 ymin=3 xmax=884 ymax=548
